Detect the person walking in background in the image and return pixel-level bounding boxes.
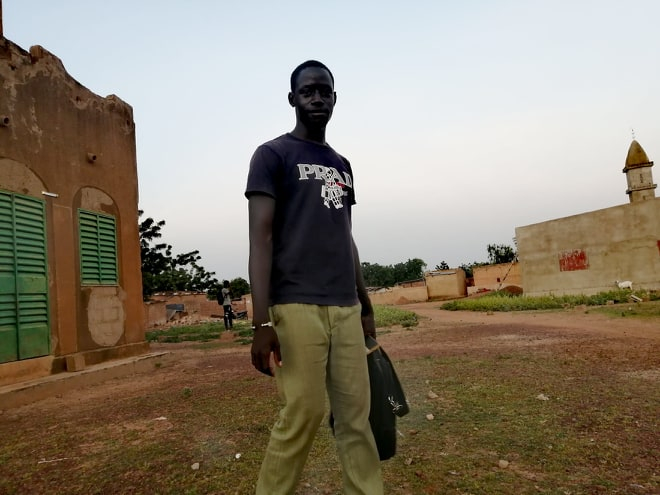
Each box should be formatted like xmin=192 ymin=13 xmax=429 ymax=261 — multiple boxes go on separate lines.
xmin=245 ymin=60 xmax=383 ymax=494
xmin=221 ymin=280 xmax=233 ymax=330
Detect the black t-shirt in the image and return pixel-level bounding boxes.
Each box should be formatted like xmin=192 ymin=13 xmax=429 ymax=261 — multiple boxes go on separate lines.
xmin=245 ymin=133 xmax=358 ymax=306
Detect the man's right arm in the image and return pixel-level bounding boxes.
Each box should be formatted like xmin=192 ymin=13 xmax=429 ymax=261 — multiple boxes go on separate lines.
xmin=248 ymin=194 xmax=281 ymax=375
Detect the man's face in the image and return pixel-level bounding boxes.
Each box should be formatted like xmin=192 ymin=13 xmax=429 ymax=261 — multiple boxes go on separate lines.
xmin=289 ymin=67 xmax=336 ymax=129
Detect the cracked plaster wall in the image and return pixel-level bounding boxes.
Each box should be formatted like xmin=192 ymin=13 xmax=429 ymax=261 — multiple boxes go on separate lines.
xmin=0 ymin=36 xmax=146 ymax=376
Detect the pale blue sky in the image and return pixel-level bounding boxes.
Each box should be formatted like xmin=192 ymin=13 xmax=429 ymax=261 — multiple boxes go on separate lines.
xmin=4 ymin=1 xmax=659 ymax=281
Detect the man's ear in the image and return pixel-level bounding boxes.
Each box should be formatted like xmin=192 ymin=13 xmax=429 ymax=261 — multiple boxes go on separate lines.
xmin=333 ymin=92 xmax=337 ymax=105
xmin=288 ymin=92 xmax=295 ymax=107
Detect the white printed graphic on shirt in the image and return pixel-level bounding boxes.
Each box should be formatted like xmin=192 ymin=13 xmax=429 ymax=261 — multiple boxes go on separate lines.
xmin=296 ymin=163 xmax=352 ymax=209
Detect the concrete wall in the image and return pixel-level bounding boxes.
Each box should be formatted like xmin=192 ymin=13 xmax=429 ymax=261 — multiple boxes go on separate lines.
xmin=367 ymin=270 xmax=466 ymax=305
xmin=368 ymin=286 xmax=429 ymax=306
xmin=144 ymin=293 xmax=248 ymax=327
xmin=144 ymin=301 xmax=168 ymax=328
xmin=242 ymin=294 xmax=253 ymax=320
xmin=0 ymin=38 xmax=146 ymax=383
xmin=425 ymin=269 xmax=467 ymax=299
xmin=471 ymin=263 xmax=521 ymax=292
xmin=149 ymin=294 xmax=223 ymax=319
xmin=515 ymin=198 xmax=660 ymax=296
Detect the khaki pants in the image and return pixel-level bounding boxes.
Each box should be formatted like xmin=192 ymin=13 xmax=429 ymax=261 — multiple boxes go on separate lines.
xmin=256 ymin=303 xmax=383 ymax=495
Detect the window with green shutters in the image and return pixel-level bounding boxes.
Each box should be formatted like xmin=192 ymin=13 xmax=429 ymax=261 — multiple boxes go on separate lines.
xmin=78 ymin=209 xmax=118 ymax=285
xmin=0 ymin=190 xmax=50 ymax=363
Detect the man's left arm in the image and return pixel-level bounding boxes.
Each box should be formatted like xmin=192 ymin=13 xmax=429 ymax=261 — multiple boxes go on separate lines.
xmin=352 ymin=238 xmax=376 ymax=338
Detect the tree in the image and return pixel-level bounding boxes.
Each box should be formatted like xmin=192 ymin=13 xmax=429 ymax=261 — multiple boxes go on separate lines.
xmin=139 ymin=210 xmax=220 ymax=299
xmin=361 ymin=262 xmax=393 ymax=287
xmin=486 ymin=244 xmax=517 ymax=265
xmin=361 ymin=258 xmax=427 ymax=287
xmin=394 ymin=258 xmax=426 ymax=282
xmin=229 ymin=277 xmax=250 ymax=298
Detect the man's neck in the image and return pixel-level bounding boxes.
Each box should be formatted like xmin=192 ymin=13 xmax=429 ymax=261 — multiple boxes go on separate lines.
xmin=290 ymin=125 xmax=327 ymax=145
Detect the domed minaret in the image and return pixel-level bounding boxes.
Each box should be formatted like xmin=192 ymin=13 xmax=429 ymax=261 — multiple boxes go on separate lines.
xmin=623 ymin=140 xmax=656 ymax=203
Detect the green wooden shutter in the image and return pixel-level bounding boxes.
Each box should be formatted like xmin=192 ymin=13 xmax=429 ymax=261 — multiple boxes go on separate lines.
xmin=79 ymin=210 xmax=118 ymax=285
xmin=0 ymin=191 xmax=50 ymax=363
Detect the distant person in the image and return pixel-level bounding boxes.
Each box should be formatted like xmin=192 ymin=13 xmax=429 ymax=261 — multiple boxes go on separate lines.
xmin=245 ymin=60 xmax=383 ymax=494
xmin=220 ymin=280 xmax=233 ymax=330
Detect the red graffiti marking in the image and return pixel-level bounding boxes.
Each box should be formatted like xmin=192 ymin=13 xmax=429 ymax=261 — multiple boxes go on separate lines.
xmin=559 ymin=249 xmax=589 ymax=272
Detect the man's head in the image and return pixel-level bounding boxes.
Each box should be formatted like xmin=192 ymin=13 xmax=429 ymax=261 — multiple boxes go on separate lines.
xmin=290 ymin=60 xmax=334 ymax=92
xmin=288 ymin=60 xmax=336 ymax=133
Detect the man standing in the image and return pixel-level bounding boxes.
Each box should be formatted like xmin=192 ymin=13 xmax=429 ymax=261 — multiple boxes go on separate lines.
xmin=221 ymin=280 xmax=233 ymax=330
xmin=245 ymin=60 xmax=383 ymax=494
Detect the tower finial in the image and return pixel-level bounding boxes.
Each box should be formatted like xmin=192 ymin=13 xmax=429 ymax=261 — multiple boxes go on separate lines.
xmin=631 ymin=127 xmax=636 ymax=140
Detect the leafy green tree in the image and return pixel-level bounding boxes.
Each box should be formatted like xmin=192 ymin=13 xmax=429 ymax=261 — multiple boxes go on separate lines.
xmin=394 ymin=258 xmax=426 ymax=282
xmin=139 ymin=210 xmax=220 ymax=299
xmin=361 ymin=262 xmax=394 ymax=287
xmin=229 ymin=277 xmax=250 ymax=298
xmin=486 ymin=244 xmax=517 ymax=265
xmin=139 ymin=213 xmax=171 ymax=298
xmin=361 ymin=258 xmax=427 ymax=287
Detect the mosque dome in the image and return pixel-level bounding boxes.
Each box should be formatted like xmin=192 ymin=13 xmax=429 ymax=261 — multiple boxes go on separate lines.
xmin=624 ymin=140 xmax=652 ymax=170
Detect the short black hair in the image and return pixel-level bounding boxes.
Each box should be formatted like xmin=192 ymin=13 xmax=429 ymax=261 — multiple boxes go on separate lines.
xmin=290 ymin=60 xmax=334 ymax=92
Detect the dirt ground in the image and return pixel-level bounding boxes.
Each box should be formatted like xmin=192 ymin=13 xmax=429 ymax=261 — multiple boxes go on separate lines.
xmin=390 ymin=301 xmax=660 ymax=359
xmin=5 ymin=300 xmax=660 ymax=406
xmin=1 ymin=302 xmax=658 ymax=494
xmin=30 ymin=302 xmax=660 ymax=408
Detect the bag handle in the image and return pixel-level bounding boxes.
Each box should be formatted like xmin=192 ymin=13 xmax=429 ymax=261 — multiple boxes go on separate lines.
xmin=365 ymin=342 xmax=381 ymax=355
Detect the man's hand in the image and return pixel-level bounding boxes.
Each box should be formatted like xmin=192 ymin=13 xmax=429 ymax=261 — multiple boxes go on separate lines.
xmin=361 ymin=309 xmax=377 ymax=338
xmin=250 ymin=325 xmax=282 ymax=376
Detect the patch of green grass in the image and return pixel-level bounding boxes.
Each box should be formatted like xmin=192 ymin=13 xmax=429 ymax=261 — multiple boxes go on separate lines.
xmin=146 ymin=321 xmax=223 ymax=343
xmin=233 ymin=321 xmax=256 ymax=345
xmin=586 ymin=300 xmax=660 ymax=318
xmin=146 ymin=307 xmax=418 ymax=345
xmin=442 ymin=289 xmax=659 ymax=314
xmin=374 ymin=305 xmax=418 ymax=328
xmin=146 ymin=320 xmax=255 ymax=343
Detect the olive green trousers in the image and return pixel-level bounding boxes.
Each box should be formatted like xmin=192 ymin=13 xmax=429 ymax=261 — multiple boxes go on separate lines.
xmin=255 ymin=303 xmax=383 ymax=495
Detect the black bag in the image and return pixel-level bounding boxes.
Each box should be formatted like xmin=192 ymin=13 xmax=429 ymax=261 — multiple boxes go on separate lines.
xmin=328 ymin=336 xmax=409 ymax=461
xmin=365 ymin=335 xmax=409 ymax=460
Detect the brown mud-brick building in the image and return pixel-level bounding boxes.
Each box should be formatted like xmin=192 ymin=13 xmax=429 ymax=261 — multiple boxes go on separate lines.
xmin=516 ymin=140 xmax=659 ymax=296
xmin=0 ymin=34 xmax=147 ymax=386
